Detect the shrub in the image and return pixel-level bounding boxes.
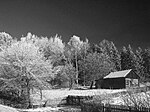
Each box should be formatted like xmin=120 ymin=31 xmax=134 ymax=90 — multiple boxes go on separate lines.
xmin=120 ymin=90 xmax=150 ymax=109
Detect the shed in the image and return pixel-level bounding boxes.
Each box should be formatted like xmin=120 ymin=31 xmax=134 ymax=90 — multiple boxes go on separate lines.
xmin=95 ymin=69 xmax=140 ymax=89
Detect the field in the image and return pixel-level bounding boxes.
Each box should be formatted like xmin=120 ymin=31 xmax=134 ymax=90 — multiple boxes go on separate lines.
xmin=31 ymin=88 xmax=126 ymax=106
xmin=42 ymin=88 xmax=125 ymax=98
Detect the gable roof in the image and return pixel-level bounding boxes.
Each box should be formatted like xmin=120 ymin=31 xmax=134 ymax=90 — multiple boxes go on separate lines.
xmin=104 ymin=69 xmax=132 ymax=79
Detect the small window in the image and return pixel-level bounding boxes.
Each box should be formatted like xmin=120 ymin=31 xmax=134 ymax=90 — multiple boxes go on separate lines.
xmin=132 ymin=79 xmax=138 ymax=86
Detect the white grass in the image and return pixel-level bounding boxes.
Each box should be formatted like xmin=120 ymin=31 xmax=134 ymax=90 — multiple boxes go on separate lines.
xmin=31 ymin=88 xmax=125 ymax=100
xmin=0 ymin=89 xmax=126 ymax=112
xmin=0 ymin=104 xmax=19 ymax=112
xmin=18 ymin=107 xmax=60 ymax=112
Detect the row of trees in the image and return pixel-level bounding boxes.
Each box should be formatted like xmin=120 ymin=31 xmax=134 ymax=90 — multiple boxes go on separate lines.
xmin=0 ymin=32 xmax=150 ymax=107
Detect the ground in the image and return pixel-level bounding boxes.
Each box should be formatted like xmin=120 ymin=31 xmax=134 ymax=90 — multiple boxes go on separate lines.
xmin=31 ymin=88 xmax=126 ymax=107
xmin=0 ymin=88 xmax=126 ymax=112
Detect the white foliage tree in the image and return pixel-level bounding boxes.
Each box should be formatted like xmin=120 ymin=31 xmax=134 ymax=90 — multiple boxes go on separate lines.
xmin=0 ymin=40 xmax=54 ymax=108
xmin=68 ymin=35 xmax=86 ymax=85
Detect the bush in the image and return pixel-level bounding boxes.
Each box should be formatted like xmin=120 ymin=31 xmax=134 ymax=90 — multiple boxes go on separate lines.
xmin=0 ymin=88 xmax=28 ymax=108
xmin=120 ymin=90 xmax=150 ymax=108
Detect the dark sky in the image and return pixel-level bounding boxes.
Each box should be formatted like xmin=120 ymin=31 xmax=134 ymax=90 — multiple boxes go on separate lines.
xmin=0 ymin=0 xmax=150 ymax=49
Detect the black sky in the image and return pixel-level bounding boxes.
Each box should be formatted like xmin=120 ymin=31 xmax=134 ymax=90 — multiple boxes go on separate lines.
xmin=0 ymin=0 xmax=150 ymax=49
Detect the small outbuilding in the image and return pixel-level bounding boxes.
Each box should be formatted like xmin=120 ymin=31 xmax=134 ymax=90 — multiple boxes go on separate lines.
xmin=95 ymin=69 xmax=140 ymax=89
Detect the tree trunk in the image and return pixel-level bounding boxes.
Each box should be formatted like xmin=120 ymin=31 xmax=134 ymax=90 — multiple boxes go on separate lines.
xmin=26 ymin=79 xmax=32 ymax=109
xmin=40 ymin=89 xmax=43 ymax=107
xmin=69 ymin=79 xmax=73 ymax=90
xmin=40 ymin=89 xmax=42 ymax=100
xmin=75 ymin=51 xmax=78 ymax=85
xmin=90 ymin=81 xmax=94 ymax=89
xmin=83 ymin=69 xmax=86 ymax=86
xmin=83 ymin=45 xmax=87 ymax=87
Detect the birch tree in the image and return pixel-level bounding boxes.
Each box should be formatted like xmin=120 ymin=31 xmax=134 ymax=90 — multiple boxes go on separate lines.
xmin=68 ymin=35 xmax=84 ymax=85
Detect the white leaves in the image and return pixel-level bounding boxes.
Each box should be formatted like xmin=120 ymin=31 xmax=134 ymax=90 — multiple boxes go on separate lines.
xmin=0 ymin=32 xmax=12 ymax=42
xmin=68 ymin=35 xmax=83 ymax=51
xmin=0 ymin=32 xmax=13 ymax=51
xmin=2 ymin=41 xmax=42 ymax=69
xmin=0 ymin=37 xmax=54 ymax=90
xmin=21 ymin=32 xmax=38 ymax=43
xmin=34 ymin=35 xmax=65 ymax=62
xmin=48 ymin=35 xmax=65 ymax=55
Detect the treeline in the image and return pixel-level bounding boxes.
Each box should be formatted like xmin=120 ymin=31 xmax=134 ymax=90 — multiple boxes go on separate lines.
xmin=0 ymin=32 xmax=149 ymax=107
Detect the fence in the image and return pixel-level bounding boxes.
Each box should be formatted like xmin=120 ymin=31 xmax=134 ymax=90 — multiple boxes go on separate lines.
xmin=66 ymin=95 xmax=93 ymax=106
xmin=81 ymin=101 xmax=150 ymax=112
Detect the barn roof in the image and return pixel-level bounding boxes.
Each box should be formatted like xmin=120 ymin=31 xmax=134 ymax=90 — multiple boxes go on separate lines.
xmin=104 ymin=69 xmax=132 ymax=79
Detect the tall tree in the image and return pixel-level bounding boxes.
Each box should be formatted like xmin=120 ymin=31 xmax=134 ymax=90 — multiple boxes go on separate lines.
xmin=99 ymin=40 xmax=121 ymax=71
xmin=67 ymin=35 xmax=84 ymax=85
xmin=121 ymin=46 xmax=128 ymax=70
xmin=78 ymin=39 xmax=90 ymax=86
xmin=89 ymin=43 xmax=101 ymax=53
xmin=142 ymin=48 xmax=150 ymax=80
xmin=79 ymin=52 xmax=115 ymax=88
xmin=135 ymin=47 xmax=145 ymax=81
xmin=121 ymin=45 xmax=141 ymax=77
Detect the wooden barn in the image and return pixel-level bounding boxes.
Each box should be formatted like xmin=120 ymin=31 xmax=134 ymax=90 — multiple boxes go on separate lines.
xmin=95 ymin=69 xmax=140 ymax=89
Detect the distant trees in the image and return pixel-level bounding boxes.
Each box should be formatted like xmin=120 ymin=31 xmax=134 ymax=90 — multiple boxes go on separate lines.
xmin=120 ymin=45 xmax=149 ymax=81
xmin=79 ymin=52 xmax=115 ymax=88
xmin=121 ymin=45 xmax=138 ymax=70
xmin=99 ymin=40 xmax=121 ymax=71
xmin=135 ymin=47 xmax=145 ymax=80
xmin=141 ymin=48 xmax=150 ymax=80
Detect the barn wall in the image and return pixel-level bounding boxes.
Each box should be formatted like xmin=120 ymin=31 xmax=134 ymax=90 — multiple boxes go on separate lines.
xmin=126 ymin=71 xmax=139 ymax=88
xmin=95 ymin=79 xmax=104 ymax=89
xmin=126 ymin=70 xmax=139 ymax=79
xmin=102 ymin=78 xmax=125 ymax=89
